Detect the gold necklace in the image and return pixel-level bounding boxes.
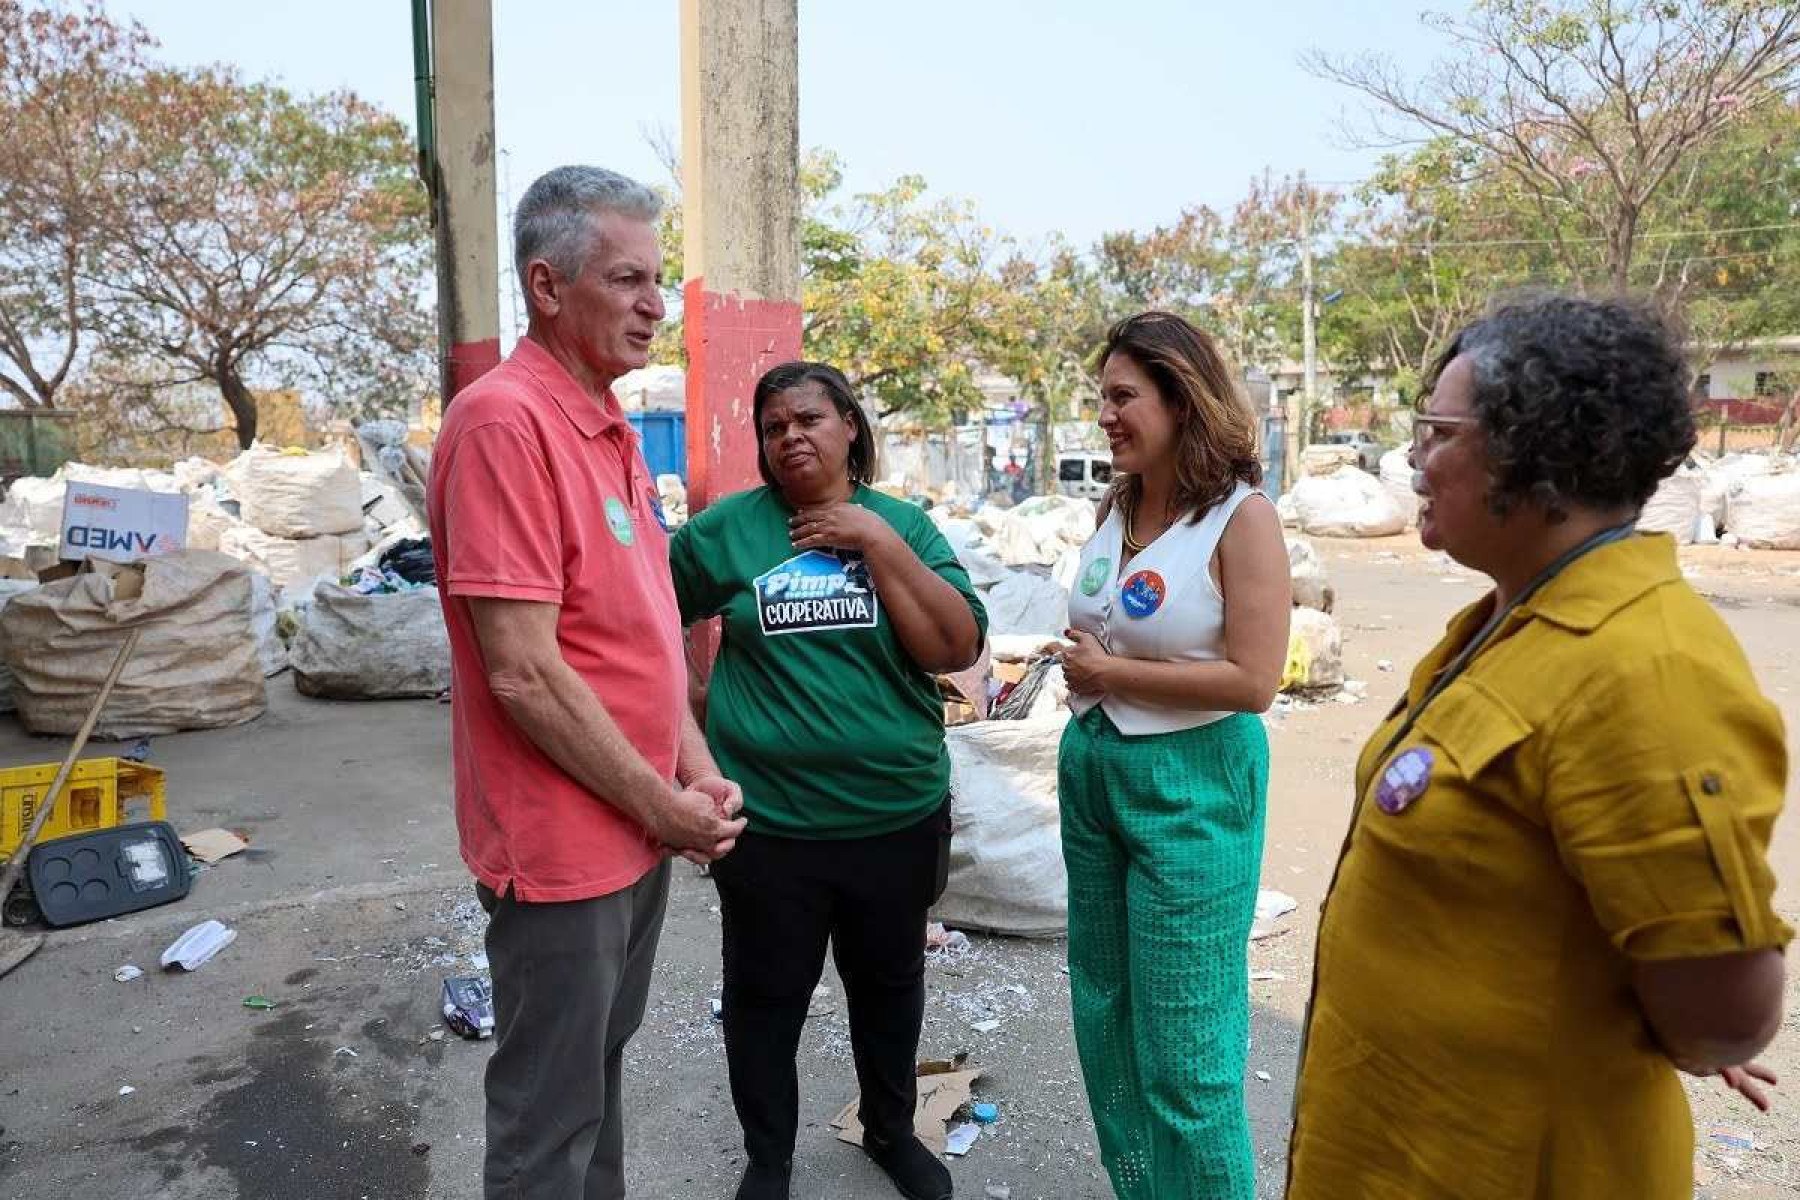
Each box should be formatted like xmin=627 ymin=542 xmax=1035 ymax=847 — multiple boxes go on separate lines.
xmin=1122 ymin=514 xmax=1148 ymax=554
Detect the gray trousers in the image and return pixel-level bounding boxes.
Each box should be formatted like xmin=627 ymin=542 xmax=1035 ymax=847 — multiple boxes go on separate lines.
xmin=477 ymin=859 xmax=671 ymax=1199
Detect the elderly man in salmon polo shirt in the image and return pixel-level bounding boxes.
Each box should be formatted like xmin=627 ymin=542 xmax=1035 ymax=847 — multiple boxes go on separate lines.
xmin=428 ymin=165 xmax=747 ymax=1200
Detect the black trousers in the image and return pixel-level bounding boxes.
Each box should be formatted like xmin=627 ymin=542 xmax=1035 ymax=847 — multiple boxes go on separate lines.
xmin=710 ymin=799 xmax=951 ymax=1166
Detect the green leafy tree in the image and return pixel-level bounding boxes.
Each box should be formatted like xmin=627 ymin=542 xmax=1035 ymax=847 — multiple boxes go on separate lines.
xmin=1308 ymin=0 xmax=1800 ymax=296
xmin=0 ymin=0 xmax=149 ymax=407
xmin=90 ymin=67 xmax=433 ymax=448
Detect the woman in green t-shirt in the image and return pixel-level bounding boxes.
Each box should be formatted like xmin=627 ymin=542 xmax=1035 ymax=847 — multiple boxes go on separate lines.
xmin=669 ymin=361 xmax=988 ymax=1200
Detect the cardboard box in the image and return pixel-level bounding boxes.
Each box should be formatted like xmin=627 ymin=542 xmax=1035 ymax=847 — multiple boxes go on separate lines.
xmin=58 ymin=482 xmax=189 ymax=565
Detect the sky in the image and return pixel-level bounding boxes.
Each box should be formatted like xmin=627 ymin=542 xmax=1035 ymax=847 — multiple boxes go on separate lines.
xmin=116 ymin=0 xmax=1449 ymax=249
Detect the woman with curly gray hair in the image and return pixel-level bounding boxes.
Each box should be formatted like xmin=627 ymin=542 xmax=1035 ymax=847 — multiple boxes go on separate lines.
xmin=1287 ymin=293 xmax=1789 ymax=1199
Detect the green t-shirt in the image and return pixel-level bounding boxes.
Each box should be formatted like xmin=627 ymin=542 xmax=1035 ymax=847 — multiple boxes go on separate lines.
xmin=669 ymin=485 xmax=987 ymax=839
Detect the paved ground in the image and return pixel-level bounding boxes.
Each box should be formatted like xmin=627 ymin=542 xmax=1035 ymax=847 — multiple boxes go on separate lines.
xmin=0 ymin=534 xmax=1796 ymax=1200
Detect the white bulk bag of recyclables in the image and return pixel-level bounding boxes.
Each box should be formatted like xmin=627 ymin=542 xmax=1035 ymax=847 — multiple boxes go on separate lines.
xmin=1638 ymin=468 xmax=1703 ymax=544
xmin=1291 ymin=467 xmax=1406 ymax=538
xmin=933 ymin=714 xmax=1069 ymax=937
xmin=0 ymin=579 xmax=40 ymax=713
xmin=1281 ymin=607 xmax=1345 ymax=692
xmin=1703 ymin=453 xmax=1777 ymax=530
xmin=1286 ymin=537 xmax=1335 ymax=613
xmin=0 ymin=551 xmax=266 ymax=737
xmin=290 ymin=583 xmax=451 ymax=699
xmin=1725 ymin=469 xmax=1800 ymax=550
xmin=1378 ymin=448 xmax=1418 ymax=527
xmin=235 ymin=449 xmax=363 ymax=538
xmin=982 ymin=570 xmax=1070 ymax=638
xmin=218 ymin=524 xmax=370 ymax=592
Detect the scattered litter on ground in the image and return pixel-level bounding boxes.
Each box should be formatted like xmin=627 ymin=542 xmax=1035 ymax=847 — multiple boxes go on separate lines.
xmin=442 ymin=975 xmax=495 ymax=1039
xmin=113 ymin=965 xmax=143 ymax=983
xmin=160 ymin=919 xmax=236 ymax=970
xmin=1250 ymin=970 xmax=1286 ymax=982
xmin=333 ymin=1046 xmax=358 ymax=1058
xmin=411 ymin=1142 xmax=431 ymax=1156
xmin=1255 ymin=1071 xmax=1273 ymax=1083
xmin=1256 ymin=890 xmax=1299 ymax=921
xmin=945 ymin=1122 xmax=981 ymax=1156
xmin=118 ymin=1085 xmax=135 ymax=1097
xmin=242 ymin=995 xmax=276 ymax=1010
xmin=970 ymin=1018 xmax=1001 ymax=1034
xmin=1250 ymin=889 xmax=1299 ymax=942
xmin=970 ymin=1101 xmax=999 ymax=1124
xmin=833 ymin=1061 xmax=985 ymax=1154
xmin=984 ymin=1187 xmax=1011 ymax=1199
xmin=180 ymin=828 xmax=249 ymax=864
xmin=1709 ymin=1126 xmax=1757 ymax=1152
xmin=926 ymin=923 xmax=973 ymax=963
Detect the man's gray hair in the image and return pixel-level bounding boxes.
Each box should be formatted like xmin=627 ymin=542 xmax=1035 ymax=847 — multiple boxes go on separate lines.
xmin=512 ymin=166 xmax=663 ymax=299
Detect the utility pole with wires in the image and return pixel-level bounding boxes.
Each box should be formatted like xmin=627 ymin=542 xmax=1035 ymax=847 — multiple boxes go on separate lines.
xmin=1293 ymin=172 xmax=1318 ymax=486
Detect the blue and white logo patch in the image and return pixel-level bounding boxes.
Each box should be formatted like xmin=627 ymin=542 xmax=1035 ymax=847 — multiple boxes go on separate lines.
xmin=754 ymin=550 xmax=879 ymax=636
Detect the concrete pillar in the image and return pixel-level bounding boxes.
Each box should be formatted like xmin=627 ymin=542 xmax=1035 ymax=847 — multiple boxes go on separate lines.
xmin=679 ymin=0 xmax=803 ymax=513
xmin=430 ymin=0 xmax=501 ymax=402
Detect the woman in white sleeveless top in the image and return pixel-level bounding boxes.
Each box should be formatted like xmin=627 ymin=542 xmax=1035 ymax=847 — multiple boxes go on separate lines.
xmin=1058 ymin=311 xmax=1291 ymax=1199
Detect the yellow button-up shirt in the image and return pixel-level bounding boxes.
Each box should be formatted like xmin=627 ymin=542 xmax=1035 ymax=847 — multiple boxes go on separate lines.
xmin=1288 ymin=533 xmax=1789 ymax=1199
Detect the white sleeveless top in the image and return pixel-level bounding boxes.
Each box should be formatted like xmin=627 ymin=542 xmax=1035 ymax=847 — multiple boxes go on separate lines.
xmin=1065 ymin=480 xmax=1261 ymax=735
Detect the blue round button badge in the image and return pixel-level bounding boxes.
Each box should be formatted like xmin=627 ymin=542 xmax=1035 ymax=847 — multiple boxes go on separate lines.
xmin=1376 ymin=746 xmax=1434 ymax=815
xmin=1119 ymin=569 xmax=1166 ymax=619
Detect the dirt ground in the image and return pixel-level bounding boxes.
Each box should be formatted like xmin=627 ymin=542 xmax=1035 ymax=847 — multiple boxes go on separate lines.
xmin=0 ymin=533 xmax=1796 ymax=1200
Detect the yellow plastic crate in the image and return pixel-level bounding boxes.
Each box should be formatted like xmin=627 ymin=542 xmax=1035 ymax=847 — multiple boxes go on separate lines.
xmin=0 ymin=758 xmax=166 ymax=862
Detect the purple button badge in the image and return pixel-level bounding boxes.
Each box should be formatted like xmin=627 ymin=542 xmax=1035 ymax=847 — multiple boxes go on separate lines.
xmin=1376 ymin=747 xmax=1435 ymax=815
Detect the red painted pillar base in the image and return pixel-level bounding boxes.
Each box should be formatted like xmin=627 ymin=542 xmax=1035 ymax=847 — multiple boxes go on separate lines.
xmin=683 ymin=279 xmax=803 ymax=674
xmin=683 ymin=280 xmax=803 ymax=510
xmin=446 ymin=337 xmax=503 ymax=400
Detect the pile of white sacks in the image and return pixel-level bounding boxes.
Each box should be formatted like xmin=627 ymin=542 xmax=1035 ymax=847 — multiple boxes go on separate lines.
xmin=0 ymin=445 xmax=434 ymax=694
xmin=1277 ymin=456 xmax=1411 ymax=539
xmin=1639 ymin=450 xmax=1800 ymax=550
xmin=1277 ymin=447 xmax=1800 ymax=552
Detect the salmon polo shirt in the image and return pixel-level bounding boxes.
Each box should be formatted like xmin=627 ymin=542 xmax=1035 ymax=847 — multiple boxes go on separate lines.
xmin=427 ymin=337 xmax=684 ymax=902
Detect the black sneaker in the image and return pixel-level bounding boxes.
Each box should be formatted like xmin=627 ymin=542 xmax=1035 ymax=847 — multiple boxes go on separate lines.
xmin=863 ymin=1133 xmax=952 ymax=1200
xmin=733 ymin=1157 xmax=791 ymax=1200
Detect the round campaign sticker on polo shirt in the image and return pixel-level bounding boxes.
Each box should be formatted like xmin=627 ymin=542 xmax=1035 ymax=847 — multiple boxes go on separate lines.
xmin=604 ymin=496 xmax=635 ymax=546
xmin=1119 ymin=569 xmax=1166 ymax=619
xmin=1376 ymin=746 xmax=1434 ymax=815
xmin=1079 ymin=556 xmax=1111 ymax=597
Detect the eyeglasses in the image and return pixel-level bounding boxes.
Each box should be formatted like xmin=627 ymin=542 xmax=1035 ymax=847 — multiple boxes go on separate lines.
xmin=1410 ymin=410 xmax=1477 ymax=449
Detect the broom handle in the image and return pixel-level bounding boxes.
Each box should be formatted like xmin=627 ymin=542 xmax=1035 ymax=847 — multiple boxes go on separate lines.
xmin=0 ymin=628 xmax=142 ymax=902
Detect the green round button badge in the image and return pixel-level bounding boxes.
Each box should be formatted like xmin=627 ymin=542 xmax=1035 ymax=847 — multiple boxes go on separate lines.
xmin=604 ymin=496 xmax=635 ymax=546
xmin=1079 ymin=556 xmax=1110 ymax=597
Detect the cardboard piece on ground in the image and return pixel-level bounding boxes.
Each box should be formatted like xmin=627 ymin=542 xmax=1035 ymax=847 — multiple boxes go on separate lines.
xmin=181 ymin=828 xmax=249 ymax=864
xmin=830 ymin=1065 xmax=984 ymax=1155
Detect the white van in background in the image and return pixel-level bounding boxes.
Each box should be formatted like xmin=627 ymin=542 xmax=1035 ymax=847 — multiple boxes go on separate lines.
xmin=1056 ymin=452 xmax=1112 ymax=500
